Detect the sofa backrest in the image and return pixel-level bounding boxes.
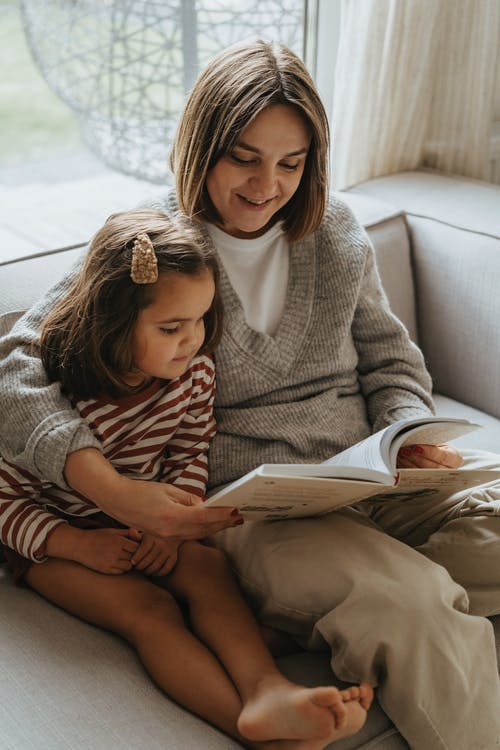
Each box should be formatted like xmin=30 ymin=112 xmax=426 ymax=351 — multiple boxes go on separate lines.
xmin=0 ymin=244 xmax=85 ymax=319
xmin=0 ymin=194 xmax=419 ymax=345
xmin=337 ymin=191 xmax=419 ymax=343
xmin=350 ymin=171 xmax=500 ymax=420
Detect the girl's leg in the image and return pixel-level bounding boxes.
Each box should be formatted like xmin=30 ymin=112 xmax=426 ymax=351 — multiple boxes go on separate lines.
xmin=25 ymin=558 xmax=368 ymax=750
xmin=25 ymin=559 xmax=250 ymax=742
xmin=163 ymin=542 xmax=372 ymax=743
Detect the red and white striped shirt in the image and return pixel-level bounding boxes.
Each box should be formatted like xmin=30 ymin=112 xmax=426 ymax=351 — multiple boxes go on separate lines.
xmin=0 ymin=354 xmax=216 ymax=562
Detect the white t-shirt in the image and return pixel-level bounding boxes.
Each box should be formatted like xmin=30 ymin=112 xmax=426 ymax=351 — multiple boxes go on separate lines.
xmin=206 ymin=221 xmax=289 ymax=336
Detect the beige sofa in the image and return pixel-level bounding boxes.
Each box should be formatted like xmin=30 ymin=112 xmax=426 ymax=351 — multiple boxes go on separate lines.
xmin=1 ymin=170 xmax=499 ymax=750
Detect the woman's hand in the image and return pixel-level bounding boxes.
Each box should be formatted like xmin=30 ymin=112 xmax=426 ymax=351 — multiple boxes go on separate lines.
xmin=107 ymin=477 xmax=243 ymax=539
xmin=129 ymin=529 xmax=182 ymax=576
xmin=397 ymin=443 xmax=463 ymax=469
xmin=64 ymin=449 xmax=242 ymax=539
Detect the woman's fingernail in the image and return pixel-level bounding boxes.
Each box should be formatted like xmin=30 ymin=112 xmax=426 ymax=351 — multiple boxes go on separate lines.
xmin=400 ymin=448 xmax=411 ymax=457
xmin=233 ymin=518 xmax=244 ymax=526
xmin=230 ymin=508 xmax=240 ymax=516
xmin=413 ymin=445 xmax=424 ymax=454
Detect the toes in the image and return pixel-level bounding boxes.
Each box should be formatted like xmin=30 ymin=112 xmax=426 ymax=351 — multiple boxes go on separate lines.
xmin=358 ymin=683 xmax=374 ymax=711
xmin=340 ymin=686 xmax=358 ymax=702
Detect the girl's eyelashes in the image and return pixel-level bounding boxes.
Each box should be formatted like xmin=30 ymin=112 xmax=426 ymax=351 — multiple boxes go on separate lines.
xmin=159 ymin=316 xmax=206 ymax=335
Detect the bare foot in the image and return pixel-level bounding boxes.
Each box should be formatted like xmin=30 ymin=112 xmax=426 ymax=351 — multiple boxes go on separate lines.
xmin=250 ymin=692 xmax=370 ymax=750
xmin=238 ymin=678 xmax=371 ymax=744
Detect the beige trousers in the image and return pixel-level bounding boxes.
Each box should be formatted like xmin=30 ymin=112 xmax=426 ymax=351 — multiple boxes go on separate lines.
xmin=213 ymin=451 xmax=500 ymax=750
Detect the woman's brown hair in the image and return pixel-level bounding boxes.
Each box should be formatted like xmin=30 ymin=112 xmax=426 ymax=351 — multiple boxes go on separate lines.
xmin=40 ymin=209 xmax=222 ymax=400
xmin=170 ymin=39 xmax=330 ymax=242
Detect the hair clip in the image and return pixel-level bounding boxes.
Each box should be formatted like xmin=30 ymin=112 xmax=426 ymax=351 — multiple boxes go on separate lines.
xmin=130 ymin=233 xmax=158 ymax=284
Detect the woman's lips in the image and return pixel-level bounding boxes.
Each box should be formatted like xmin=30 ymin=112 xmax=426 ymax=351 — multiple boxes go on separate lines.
xmin=237 ymin=194 xmax=274 ymax=209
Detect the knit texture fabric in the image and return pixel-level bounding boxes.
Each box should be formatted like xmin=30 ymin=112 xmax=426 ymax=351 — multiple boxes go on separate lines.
xmin=0 ymin=192 xmax=434 ymax=491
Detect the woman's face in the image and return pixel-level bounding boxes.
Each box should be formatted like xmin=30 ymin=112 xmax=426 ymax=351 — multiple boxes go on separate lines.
xmin=206 ymin=104 xmax=311 ymax=239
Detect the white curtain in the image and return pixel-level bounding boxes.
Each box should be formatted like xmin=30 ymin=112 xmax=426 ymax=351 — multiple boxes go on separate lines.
xmin=331 ymin=0 xmax=500 ymax=190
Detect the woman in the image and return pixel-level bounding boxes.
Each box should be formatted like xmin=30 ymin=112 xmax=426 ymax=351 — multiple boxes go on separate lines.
xmin=1 ymin=39 xmax=499 ymax=749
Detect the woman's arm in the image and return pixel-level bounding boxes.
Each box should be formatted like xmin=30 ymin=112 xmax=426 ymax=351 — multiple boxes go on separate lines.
xmin=0 ymin=256 xmax=100 ymax=487
xmin=351 ymin=242 xmax=435 ymax=431
xmin=65 ymin=448 xmax=240 ymax=538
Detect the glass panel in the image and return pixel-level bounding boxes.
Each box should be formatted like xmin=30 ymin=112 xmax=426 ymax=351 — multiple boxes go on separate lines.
xmin=19 ymin=0 xmax=306 ymax=184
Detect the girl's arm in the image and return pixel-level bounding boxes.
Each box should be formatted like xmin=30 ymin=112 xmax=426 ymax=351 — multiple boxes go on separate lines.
xmin=44 ymin=524 xmax=140 ymax=575
xmin=0 ymin=486 xmax=140 ymax=574
xmin=0 ymin=488 xmax=135 ymax=574
xmin=0 ymin=489 xmax=67 ymax=563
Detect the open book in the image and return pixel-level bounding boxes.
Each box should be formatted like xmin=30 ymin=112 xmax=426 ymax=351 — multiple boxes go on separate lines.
xmin=206 ymin=417 xmax=500 ymax=520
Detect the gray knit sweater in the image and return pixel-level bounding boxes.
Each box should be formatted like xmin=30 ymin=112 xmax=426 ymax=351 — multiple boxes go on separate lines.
xmin=0 ymin=193 xmax=434 ymax=492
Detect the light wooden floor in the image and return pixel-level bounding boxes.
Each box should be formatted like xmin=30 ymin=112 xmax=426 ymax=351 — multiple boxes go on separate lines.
xmin=0 ymin=167 xmax=164 ymax=265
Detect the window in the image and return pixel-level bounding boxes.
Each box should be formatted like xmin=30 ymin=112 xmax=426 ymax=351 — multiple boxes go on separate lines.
xmin=1 ymin=0 xmax=310 ymax=262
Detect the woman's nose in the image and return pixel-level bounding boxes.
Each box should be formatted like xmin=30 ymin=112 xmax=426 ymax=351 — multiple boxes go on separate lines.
xmin=249 ymin=165 xmax=276 ymax=195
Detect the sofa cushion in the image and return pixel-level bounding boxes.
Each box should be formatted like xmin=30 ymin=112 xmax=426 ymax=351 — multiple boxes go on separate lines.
xmin=0 ymin=565 xmax=410 ymax=750
xmin=434 ymin=394 xmax=500 ymax=453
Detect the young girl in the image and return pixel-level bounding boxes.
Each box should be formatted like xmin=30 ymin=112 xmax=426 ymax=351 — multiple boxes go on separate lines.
xmin=1 ymin=40 xmax=500 ymax=750
xmin=0 ymin=208 xmax=372 ymax=749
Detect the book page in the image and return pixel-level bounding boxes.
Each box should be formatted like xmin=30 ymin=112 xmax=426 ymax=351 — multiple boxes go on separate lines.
xmin=324 ymin=417 xmax=480 ymax=477
xmin=206 ymin=473 xmax=392 ymax=519
xmin=365 ymin=468 xmax=500 ymax=505
xmin=387 ymin=421 xmax=481 ymax=468
xmin=322 ymin=429 xmax=391 ymax=475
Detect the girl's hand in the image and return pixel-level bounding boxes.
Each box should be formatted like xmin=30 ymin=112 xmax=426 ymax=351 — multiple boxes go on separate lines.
xmin=397 ymin=443 xmax=463 ymax=469
xmin=129 ymin=530 xmax=182 ymax=576
xmin=73 ymin=527 xmax=140 ymax=575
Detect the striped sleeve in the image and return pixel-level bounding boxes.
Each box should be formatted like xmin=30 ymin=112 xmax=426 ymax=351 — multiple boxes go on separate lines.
xmin=160 ymin=355 xmax=216 ymax=497
xmin=0 ymin=462 xmax=67 ymax=562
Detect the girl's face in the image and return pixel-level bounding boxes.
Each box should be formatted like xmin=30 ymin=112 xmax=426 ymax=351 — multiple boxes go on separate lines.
xmin=128 ymin=268 xmax=215 ymax=384
xmin=206 ymin=104 xmax=311 ymax=239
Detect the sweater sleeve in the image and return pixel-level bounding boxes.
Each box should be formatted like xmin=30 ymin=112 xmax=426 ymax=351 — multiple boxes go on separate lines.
xmin=0 ymin=252 xmax=101 ymax=488
xmin=159 ymin=356 xmax=216 ymax=497
xmin=351 ymin=237 xmax=435 ymax=431
xmin=0 ymin=459 xmax=67 ymax=562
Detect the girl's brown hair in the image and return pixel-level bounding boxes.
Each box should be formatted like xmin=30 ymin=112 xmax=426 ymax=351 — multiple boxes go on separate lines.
xmin=170 ymin=39 xmax=330 ymax=242
xmin=40 ymin=209 xmax=222 ymax=400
